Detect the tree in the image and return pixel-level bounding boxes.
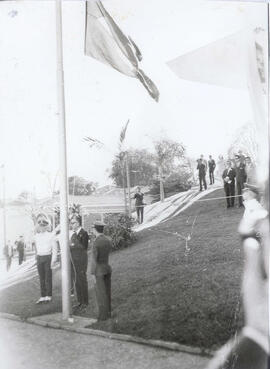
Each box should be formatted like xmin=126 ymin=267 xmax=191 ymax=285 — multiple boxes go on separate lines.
xmin=228 ymin=122 xmax=258 ymax=163
xmin=154 ymin=138 xmax=185 ymax=201
xmin=109 ymin=149 xmax=157 ymax=187
xmin=68 ymin=176 xmax=97 ymax=196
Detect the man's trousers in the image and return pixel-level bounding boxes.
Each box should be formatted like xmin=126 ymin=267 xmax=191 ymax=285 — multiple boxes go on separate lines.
xmin=236 ymin=180 xmax=245 ymax=206
xmin=209 ymin=170 xmax=215 ymax=184
xmin=95 ymin=273 xmax=111 ymax=321
xmin=37 ymin=254 xmax=52 ymax=297
xmin=71 ymin=249 xmax=88 ymax=305
xmin=135 ymin=206 xmax=144 ymax=224
xmin=199 ymin=175 xmax=207 ymax=190
xmin=224 ymin=183 xmax=235 ymax=207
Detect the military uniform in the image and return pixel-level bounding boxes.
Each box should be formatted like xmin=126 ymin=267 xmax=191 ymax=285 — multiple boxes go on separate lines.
xmin=70 ymin=228 xmax=89 ymax=306
xmin=90 ymin=233 xmax=112 ymax=321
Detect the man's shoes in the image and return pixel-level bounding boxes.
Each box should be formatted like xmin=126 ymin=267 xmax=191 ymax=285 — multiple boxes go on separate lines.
xmin=72 ymin=303 xmax=81 ymax=309
xmin=36 ymin=297 xmax=46 ymax=304
xmin=44 ymin=296 xmax=52 ymax=302
xmin=79 ymin=304 xmax=88 ymax=313
xmin=72 ymin=303 xmax=81 ymax=314
xmin=227 ymin=205 xmax=231 ymax=209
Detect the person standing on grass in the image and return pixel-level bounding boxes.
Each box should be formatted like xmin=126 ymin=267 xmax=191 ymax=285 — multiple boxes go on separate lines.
xmin=3 ymin=240 xmax=13 ymax=271
xmin=208 ymin=155 xmax=216 ymax=185
xmin=197 ymin=158 xmax=207 ymax=191
xmin=90 ymin=221 xmax=112 ymax=321
xmin=69 ymin=214 xmax=89 ymax=313
xmin=16 ymin=236 xmax=25 ymax=265
xmin=33 ymin=216 xmax=57 ymax=304
xmin=235 ymin=154 xmax=247 ymax=208
xmin=222 ymin=160 xmax=236 ymax=208
xmin=134 ymin=186 xmax=144 ymax=224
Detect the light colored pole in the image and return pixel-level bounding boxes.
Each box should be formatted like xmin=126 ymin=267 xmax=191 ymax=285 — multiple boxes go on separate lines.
xmin=159 ymin=165 xmax=165 ymax=202
xmin=125 ymin=153 xmax=131 ymax=216
xmin=1 ymin=165 xmax=6 ymax=250
xmin=55 ymin=0 xmax=71 ymax=320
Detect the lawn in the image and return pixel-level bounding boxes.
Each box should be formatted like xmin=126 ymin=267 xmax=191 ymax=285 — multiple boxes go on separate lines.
xmin=0 ymin=188 xmax=245 ymax=350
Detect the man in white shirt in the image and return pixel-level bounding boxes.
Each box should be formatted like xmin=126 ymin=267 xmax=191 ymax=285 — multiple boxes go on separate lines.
xmin=33 ymin=216 xmax=57 ymax=304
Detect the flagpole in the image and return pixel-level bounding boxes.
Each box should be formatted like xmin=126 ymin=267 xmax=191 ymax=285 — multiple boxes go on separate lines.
xmin=125 ymin=153 xmax=131 ymax=216
xmin=55 ymin=0 xmax=71 ymax=320
xmin=2 ymin=165 xmax=6 ymax=252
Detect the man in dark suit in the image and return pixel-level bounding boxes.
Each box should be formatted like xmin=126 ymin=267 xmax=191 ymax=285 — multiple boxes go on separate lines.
xmin=208 ymin=155 xmax=216 ymax=185
xmin=90 ymin=220 xmax=112 ymax=321
xmin=235 ymin=154 xmax=247 ymax=208
xmin=205 ymin=182 xmax=269 ymax=369
xmin=16 ymin=236 xmax=25 ymax=265
xmin=197 ymin=158 xmax=207 ymax=191
xmin=69 ymin=214 xmax=89 ymax=312
xmin=222 ymin=160 xmax=236 ymax=208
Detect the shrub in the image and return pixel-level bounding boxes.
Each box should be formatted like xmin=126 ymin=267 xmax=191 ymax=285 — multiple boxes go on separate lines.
xmin=103 ymin=213 xmax=137 ymax=251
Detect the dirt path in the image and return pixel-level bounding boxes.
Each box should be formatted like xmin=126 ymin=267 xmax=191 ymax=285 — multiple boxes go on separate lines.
xmin=0 ymin=318 xmax=209 ymax=369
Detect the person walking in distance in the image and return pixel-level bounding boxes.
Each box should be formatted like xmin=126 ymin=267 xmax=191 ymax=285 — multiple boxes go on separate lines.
xmin=222 ymin=160 xmax=236 ymax=208
xmin=33 ymin=215 xmax=57 ymax=304
xmin=69 ymin=214 xmax=89 ymax=313
xmin=235 ymin=154 xmax=247 ymax=208
xmin=3 ymin=240 xmax=13 ymax=271
xmin=133 ymin=186 xmax=144 ymax=224
xmin=208 ymin=155 xmax=216 ymax=185
xmin=197 ymin=158 xmax=207 ymax=191
xmin=90 ymin=221 xmax=112 ymax=321
xmin=16 ymin=236 xmax=25 ymax=265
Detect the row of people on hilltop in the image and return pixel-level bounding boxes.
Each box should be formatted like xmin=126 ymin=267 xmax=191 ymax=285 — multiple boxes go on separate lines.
xmin=196 ymin=154 xmax=216 ymax=191
xmin=197 ymin=152 xmax=256 ymax=198
xmin=222 ymin=153 xmax=256 ymax=209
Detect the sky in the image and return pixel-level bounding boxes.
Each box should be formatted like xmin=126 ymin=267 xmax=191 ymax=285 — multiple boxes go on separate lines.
xmin=0 ymin=0 xmax=268 ymax=198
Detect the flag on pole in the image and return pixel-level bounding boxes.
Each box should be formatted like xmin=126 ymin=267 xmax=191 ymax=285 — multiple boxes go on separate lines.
xmin=85 ymin=0 xmax=159 ymax=102
xmin=119 ymin=119 xmax=130 ymax=145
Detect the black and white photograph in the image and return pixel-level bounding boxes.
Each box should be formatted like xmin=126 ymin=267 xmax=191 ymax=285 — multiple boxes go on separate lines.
xmin=0 ymin=0 xmax=269 ymax=368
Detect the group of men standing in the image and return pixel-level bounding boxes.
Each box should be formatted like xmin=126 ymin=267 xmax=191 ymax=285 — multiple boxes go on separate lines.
xmin=33 ymin=213 xmax=112 ymax=322
xmin=222 ymin=153 xmax=255 ymax=208
xmin=196 ymin=152 xmax=256 ymax=208
xmin=197 ymin=154 xmax=216 ymax=191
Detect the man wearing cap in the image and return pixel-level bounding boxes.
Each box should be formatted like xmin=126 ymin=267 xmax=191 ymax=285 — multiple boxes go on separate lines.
xmin=235 ymin=154 xmax=247 ymax=208
xmin=33 ymin=215 xmax=57 ymax=304
xmin=91 ymin=221 xmax=112 ymax=321
xmin=222 ymin=160 xmax=236 ymax=208
xmin=69 ymin=214 xmax=89 ymax=312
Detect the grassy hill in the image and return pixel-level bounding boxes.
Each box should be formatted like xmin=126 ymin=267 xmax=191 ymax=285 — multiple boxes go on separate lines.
xmin=0 ymin=188 xmax=244 ymax=350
